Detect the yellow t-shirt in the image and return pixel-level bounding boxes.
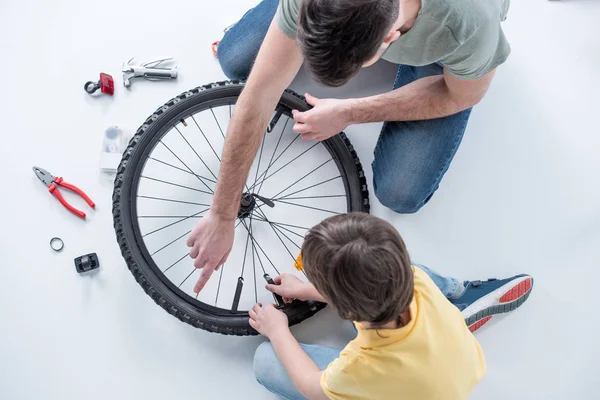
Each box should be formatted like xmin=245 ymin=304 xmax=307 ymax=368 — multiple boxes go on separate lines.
xmin=321 ymin=266 xmax=486 ymax=400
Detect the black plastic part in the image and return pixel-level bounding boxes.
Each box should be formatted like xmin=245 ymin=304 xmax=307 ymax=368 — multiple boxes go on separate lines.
xmin=74 ymin=253 xmax=100 ymax=273
xmin=231 ymin=277 xmax=244 ymax=313
xmin=49 ymin=237 xmax=64 ymax=252
xmin=263 ymin=274 xmax=284 ymax=307
xmin=84 ymin=81 xmax=99 ymax=94
xmin=267 ymin=108 xmax=283 ymax=133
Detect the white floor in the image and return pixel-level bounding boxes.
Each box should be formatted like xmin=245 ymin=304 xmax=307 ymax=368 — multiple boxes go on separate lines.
xmin=1 ymin=0 xmax=598 ymax=399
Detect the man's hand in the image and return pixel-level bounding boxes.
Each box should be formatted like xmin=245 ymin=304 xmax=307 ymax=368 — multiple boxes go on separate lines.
xmin=249 ymin=303 xmax=289 ymax=338
xmin=292 ymin=93 xmax=353 ymax=142
xmin=186 ymin=210 xmax=235 ymax=293
xmin=265 ymin=273 xmax=307 ymax=303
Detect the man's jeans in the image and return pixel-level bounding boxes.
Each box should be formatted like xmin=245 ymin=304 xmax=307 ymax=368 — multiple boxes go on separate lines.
xmin=253 ymin=262 xmax=464 ymax=400
xmin=217 ymin=0 xmax=472 ymax=214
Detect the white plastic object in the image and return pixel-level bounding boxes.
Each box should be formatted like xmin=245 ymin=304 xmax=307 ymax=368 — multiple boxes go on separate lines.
xmin=99 ymin=126 xmax=131 ymax=177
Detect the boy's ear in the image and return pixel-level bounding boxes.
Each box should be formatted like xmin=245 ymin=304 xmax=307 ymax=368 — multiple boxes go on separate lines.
xmin=383 ymin=29 xmax=402 ymax=44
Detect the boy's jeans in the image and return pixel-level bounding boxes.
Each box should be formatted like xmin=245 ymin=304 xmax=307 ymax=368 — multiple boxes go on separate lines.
xmin=253 ymin=264 xmax=464 ymax=400
xmin=217 ymin=0 xmax=472 ymax=215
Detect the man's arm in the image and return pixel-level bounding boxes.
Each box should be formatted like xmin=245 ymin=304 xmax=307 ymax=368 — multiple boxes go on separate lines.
xmin=347 ymin=68 xmax=495 ymax=123
xmin=212 ymin=20 xmax=304 ymax=219
xmin=291 ymin=69 xmax=495 ymax=142
xmin=187 ymin=19 xmax=303 ymax=292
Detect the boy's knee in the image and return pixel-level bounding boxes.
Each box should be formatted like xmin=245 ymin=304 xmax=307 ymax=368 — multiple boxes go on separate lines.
xmin=253 ymin=342 xmax=277 ymax=384
xmin=217 ymin=38 xmax=252 ymax=80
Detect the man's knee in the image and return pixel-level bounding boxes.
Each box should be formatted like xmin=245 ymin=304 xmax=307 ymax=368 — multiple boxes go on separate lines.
xmin=217 ymin=38 xmax=252 ymax=80
xmin=374 ymin=185 xmax=426 ymax=214
xmin=372 ymin=166 xmax=430 ymax=214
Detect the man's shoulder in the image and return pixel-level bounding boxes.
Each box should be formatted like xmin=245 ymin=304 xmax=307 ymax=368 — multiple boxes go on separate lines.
xmin=425 ymin=0 xmax=508 ymax=42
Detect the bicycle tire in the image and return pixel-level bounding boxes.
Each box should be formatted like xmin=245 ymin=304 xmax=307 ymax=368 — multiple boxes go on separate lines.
xmin=112 ymin=81 xmax=369 ymax=336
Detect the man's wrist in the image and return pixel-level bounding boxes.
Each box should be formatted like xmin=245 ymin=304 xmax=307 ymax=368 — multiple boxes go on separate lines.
xmin=343 ymin=97 xmax=362 ymax=125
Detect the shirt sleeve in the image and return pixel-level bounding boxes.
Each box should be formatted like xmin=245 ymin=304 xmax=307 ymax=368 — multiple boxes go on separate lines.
xmin=320 ymin=353 xmax=365 ymax=400
xmin=276 ymin=0 xmax=301 ymax=39
xmin=442 ymin=22 xmax=511 ymax=80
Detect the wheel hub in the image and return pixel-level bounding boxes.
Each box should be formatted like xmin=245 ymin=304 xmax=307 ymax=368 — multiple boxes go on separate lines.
xmin=237 ymin=193 xmax=256 ymax=219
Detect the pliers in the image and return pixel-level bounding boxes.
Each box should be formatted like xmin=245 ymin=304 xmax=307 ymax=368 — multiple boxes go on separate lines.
xmin=33 ymin=166 xmax=95 ymax=219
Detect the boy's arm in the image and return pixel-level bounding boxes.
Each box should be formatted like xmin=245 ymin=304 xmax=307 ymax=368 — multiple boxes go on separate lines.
xmin=271 ymin=330 xmax=329 ymax=400
xmin=250 ymin=305 xmax=329 ymax=399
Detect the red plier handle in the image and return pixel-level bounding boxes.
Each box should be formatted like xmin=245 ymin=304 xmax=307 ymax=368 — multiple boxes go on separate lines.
xmin=48 ymin=177 xmax=96 ymax=219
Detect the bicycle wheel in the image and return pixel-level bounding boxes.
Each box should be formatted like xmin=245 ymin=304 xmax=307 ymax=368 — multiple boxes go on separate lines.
xmin=113 ymin=81 xmax=369 ymax=336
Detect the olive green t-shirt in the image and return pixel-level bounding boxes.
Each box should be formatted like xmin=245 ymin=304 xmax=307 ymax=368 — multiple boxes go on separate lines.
xmin=277 ymin=0 xmax=511 ymax=79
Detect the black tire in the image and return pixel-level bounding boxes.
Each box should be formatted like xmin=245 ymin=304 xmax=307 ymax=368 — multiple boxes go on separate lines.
xmin=112 ymin=81 xmax=369 ymax=336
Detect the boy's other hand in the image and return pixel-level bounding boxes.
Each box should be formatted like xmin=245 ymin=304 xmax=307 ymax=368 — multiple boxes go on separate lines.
xmin=249 ymin=303 xmax=289 ymax=338
xmin=266 ymin=273 xmax=306 ymax=303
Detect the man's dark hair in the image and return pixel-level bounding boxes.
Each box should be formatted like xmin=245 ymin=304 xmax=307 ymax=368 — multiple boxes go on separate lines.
xmin=301 ymin=213 xmax=414 ymax=326
xmin=297 ymin=0 xmax=400 ymax=87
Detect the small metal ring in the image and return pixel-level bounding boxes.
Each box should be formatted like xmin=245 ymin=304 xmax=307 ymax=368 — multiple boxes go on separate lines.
xmin=50 ymin=237 xmax=64 ymax=252
xmin=84 ymin=81 xmax=99 ymax=94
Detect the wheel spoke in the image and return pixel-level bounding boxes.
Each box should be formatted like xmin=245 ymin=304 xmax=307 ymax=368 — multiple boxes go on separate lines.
xmin=141 ymin=176 xmax=213 ymax=196
xmin=280 ymin=194 xmax=346 ymax=201
xmin=138 ymin=195 xmax=210 ymax=207
xmin=273 ymin=199 xmax=341 ymax=215
xmin=254 ymin=208 xmax=298 ymax=260
xmin=272 ymin=159 xmax=333 ymax=199
xmin=272 ymin=176 xmax=341 ymax=200
xmin=175 ymin=126 xmax=218 ymax=181
xmin=215 ymin=263 xmax=225 ymax=306
xmin=164 ymin=253 xmax=189 ymax=273
xmin=240 ymin=220 xmax=281 ymax=276
xmin=159 ymin=140 xmax=214 ymax=194
xmin=255 ymin=117 xmax=289 ymax=195
xmin=191 ymin=115 xmax=222 ymax=163
xmin=251 ymin=216 xmax=305 ymax=239
xmin=179 ymin=268 xmax=197 ymax=288
xmin=148 ymin=157 xmax=216 ymax=183
xmin=248 ymin=142 xmax=321 ymax=191
xmin=210 ymin=107 xmax=226 ymax=139
xmin=142 ymin=207 xmax=210 ymax=237
xmin=151 ymin=230 xmax=192 ymax=256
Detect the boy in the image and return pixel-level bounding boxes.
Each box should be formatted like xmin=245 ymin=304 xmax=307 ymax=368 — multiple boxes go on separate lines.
xmin=250 ymin=213 xmax=533 ymax=399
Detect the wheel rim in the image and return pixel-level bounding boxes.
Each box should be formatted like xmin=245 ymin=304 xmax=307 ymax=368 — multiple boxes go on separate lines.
xmin=128 ymin=94 xmax=353 ymax=317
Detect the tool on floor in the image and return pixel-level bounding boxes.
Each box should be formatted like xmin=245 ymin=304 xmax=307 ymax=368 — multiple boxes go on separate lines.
xmin=264 ymin=274 xmax=285 ymax=307
xmin=74 ymin=253 xmax=100 ymax=273
xmin=50 ymin=237 xmax=64 ymax=252
xmin=84 ymin=72 xmax=115 ymax=95
xmin=122 ymin=57 xmax=178 ymax=88
xmin=33 ymin=166 xmax=96 ymax=219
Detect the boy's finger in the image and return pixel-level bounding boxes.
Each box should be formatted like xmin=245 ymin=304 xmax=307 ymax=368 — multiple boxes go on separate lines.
xmin=249 ymin=318 xmax=257 ymax=330
xmin=273 ymin=275 xmax=282 ymax=284
xmin=249 ymin=308 xmax=257 ymax=320
xmin=265 ymin=284 xmax=279 ymax=294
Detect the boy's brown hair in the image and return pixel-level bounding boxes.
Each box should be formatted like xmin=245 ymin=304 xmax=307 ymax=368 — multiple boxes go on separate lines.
xmin=302 ymin=213 xmax=414 ymax=326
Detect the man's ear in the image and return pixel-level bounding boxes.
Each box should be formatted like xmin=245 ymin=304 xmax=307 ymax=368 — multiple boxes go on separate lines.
xmin=383 ymin=30 xmax=401 ymax=44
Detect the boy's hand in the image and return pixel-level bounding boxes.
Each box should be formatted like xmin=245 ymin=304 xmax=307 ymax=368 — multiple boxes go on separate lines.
xmin=249 ymin=303 xmax=289 ymax=338
xmin=266 ymin=273 xmax=306 ymax=303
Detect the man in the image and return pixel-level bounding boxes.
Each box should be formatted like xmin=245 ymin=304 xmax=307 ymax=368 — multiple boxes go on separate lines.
xmin=187 ymin=0 xmax=512 ymax=292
